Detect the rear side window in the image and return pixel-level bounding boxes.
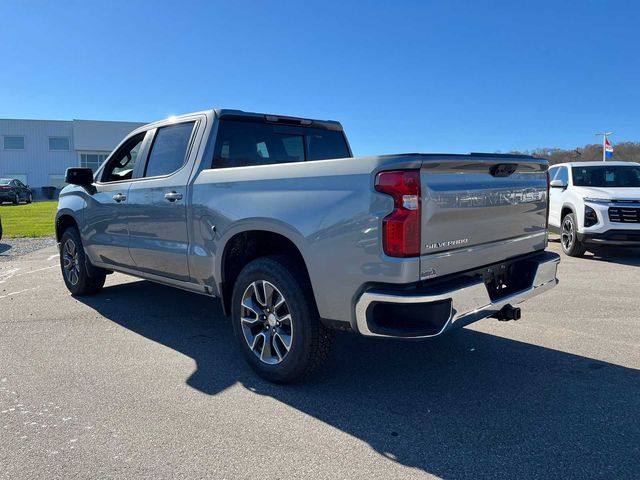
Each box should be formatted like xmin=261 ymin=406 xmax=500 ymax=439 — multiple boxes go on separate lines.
xmin=306 ymin=131 xmax=349 ymax=161
xmin=144 ymin=122 xmax=196 ymax=177
xmin=212 ymin=120 xmax=349 ymax=169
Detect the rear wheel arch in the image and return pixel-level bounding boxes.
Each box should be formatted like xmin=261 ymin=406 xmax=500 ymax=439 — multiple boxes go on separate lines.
xmin=219 ymin=230 xmax=314 ymax=317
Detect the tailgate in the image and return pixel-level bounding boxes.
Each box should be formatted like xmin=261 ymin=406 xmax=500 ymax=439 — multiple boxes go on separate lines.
xmin=419 ymin=155 xmax=548 ymax=278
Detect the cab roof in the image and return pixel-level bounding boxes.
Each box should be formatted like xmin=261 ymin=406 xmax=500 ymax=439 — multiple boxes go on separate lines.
xmin=139 ymin=109 xmax=344 ymax=132
xmin=214 ymin=109 xmax=344 ymax=131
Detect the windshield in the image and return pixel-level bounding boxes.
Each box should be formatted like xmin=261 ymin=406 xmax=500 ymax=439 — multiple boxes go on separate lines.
xmin=572 ymin=165 xmax=640 ymax=187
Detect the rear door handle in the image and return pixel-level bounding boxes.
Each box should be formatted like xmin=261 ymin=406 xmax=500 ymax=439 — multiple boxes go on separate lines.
xmin=164 ymin=191 xmax=183 ymax=202
xmin=112 ymin=193 xmax=127 ymax=203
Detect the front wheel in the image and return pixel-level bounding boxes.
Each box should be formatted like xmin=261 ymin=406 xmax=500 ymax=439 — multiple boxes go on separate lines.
xmin=561 ymin=213 xmax=586 ymax=257
xmin=231 ymin=255 xmax=334 ymax=383
xmin=59 ymin=227 xmax=106 ymax=295
xmin=12 ymin=194 xmax=19 ymax=205
xmin=26 ymin=193 xmax=32 ymax=204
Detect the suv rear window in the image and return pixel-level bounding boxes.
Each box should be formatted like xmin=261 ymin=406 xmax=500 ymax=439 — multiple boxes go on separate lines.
xmin=212 ymin=119 xmax=350 ymax=169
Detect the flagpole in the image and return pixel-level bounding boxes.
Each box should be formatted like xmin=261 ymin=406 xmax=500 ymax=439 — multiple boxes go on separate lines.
xmin=595 ymin=132 xmax=613 ymax=162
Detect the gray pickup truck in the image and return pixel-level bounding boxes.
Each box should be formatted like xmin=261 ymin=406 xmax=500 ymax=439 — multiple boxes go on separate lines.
xmin=56 ymin=109 xmax=560 ymax=382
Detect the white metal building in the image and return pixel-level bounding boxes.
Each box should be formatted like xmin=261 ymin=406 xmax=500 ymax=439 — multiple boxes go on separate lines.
xmin=0 ymin=118 xmax=145 ymax=192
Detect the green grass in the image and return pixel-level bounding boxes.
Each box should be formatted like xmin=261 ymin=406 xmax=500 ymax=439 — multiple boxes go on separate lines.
xmin=0 ymin=201 xmax=57 ymax=238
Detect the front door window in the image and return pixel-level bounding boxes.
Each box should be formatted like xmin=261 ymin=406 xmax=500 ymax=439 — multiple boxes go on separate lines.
xmin=101 ymin=134 xmax=145 ymax=183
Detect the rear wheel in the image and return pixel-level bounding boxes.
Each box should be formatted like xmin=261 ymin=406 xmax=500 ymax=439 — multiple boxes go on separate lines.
xmin=231 ymin=255 xmax=334 ymax=383
xmin=561 ymin=213 xmax=586 ymax=257
xmin=26 ymin=193 xmax=32 ymax=204
xmin=60 ymin=227 xmax=106 ymax=295
xmin=12 ymin=193 xmax=19 ymax=205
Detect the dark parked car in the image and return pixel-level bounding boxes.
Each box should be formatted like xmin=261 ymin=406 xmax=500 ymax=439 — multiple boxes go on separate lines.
xmin=0 ymin=178 xmax=33 ymax=204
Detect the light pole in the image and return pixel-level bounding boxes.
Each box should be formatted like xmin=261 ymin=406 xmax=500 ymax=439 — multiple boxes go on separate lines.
xmin=595 ymin=132 xmax=613 ymax=161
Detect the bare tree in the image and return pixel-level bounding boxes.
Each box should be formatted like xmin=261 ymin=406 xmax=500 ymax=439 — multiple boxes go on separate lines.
xmin=508 ymin=142 xmax=640 ymax=165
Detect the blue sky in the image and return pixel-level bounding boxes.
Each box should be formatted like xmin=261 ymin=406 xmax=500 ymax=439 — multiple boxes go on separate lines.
xmin=1 ymin=0 xmax=638 ymax=156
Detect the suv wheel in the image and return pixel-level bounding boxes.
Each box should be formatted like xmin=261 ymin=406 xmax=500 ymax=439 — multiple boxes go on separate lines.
xmin=231 ymin=255 xmax=334 ymax=383
xmin=561 ymin=213 xmax=586 ymax=257
xmin=60 ymin=227 xmax=106 ymax=295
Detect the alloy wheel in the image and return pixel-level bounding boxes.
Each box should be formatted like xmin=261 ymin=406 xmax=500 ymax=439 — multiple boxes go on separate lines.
xmin=63 ymin=238 xmax=81 ymax=286
xmin=561 ymin=217 xmax=574 ymax=251
xmin=240 ymin=280 xmax=293 ymax=365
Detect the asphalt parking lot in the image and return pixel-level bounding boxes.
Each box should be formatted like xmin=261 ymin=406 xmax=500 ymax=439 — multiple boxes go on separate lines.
xmin=0 ymin=239 xmax=638 ymax=479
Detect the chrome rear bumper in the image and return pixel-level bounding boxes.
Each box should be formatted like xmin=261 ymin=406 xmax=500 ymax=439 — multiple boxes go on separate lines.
xmin=355 ymin=251 xmax=560 ymax=339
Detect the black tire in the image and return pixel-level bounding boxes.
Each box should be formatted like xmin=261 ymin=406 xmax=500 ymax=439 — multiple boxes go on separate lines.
xmin=231 ymin=255 xmax=334 ymax=383
xmin=59 ymin=227 xmax=106 ymax=295
xmin=26 ymin=193 xmax=32 ymax=204
xmin=12 ymin=194 xmax=19 ymax=205
xmin=561 ymin=213 xmax=586 ymax=257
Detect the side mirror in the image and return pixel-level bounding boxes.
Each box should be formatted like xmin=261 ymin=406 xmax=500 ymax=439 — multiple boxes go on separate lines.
xmin=65 ymin=167 xmax=94 ymax=187
xmin=550 ymin=179 xmax=567 ymax=189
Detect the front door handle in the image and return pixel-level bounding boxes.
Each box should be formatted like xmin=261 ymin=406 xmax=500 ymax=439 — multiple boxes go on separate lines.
xmin=112 ymin=193 xmax=127 ymax=203
xmin=164 ymin=191 xmax=183 ymax=202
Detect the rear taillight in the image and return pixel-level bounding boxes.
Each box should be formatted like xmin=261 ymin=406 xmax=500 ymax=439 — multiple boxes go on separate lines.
xmin=375 ymin=170 xmax=421 ymax=257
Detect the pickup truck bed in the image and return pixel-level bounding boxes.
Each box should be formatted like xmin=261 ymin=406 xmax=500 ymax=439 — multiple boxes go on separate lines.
xmin=56 ymin=109 xmax=559 ymax=382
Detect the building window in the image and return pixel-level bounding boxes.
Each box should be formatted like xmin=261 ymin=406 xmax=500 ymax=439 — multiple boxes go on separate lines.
xmin=3 ymin=136 xmax=25 ymax=150
xmin=48 ymin=175 xmax=67 ymax=189
xmin=49 ymin=137 xmax=70 ymax=151
xmin=80 ymin=153 xmax=109 ymax=172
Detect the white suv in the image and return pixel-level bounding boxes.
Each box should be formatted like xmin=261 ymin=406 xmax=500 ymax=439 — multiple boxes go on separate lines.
xmin=548 ymin=161 xmax=640 ymax=256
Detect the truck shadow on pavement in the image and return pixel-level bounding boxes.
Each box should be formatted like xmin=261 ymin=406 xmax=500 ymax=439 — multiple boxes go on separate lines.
xmin=79 ymin=280 xmax=640 ymax=479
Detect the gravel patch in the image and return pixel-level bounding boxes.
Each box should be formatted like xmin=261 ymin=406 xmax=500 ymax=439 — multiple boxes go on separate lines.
xmin=0 ymin=236 xmax=56 ymax=260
